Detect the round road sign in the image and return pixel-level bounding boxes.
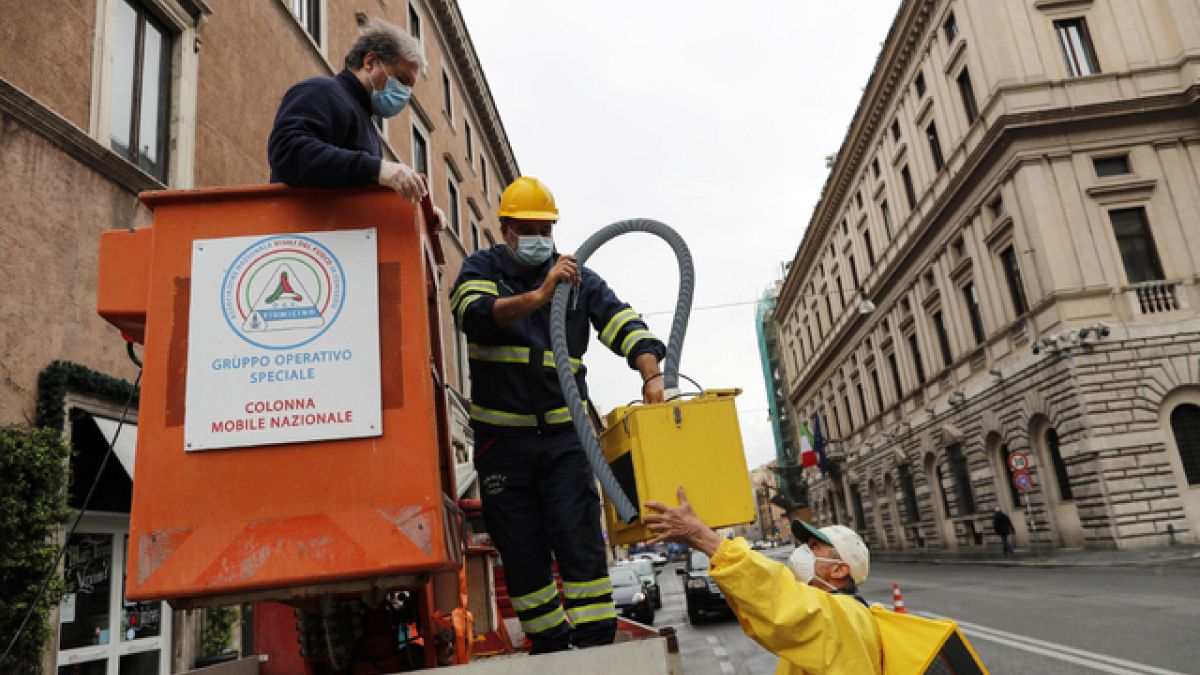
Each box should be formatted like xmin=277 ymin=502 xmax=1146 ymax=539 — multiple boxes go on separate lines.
xmin=1012 ymin=469 xmax=1033 ymax=493
xmin=1008 ymin=451 xmax=1031 ymax=472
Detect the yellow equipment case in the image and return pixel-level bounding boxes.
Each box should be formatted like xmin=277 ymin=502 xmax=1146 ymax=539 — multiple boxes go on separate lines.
xmin=600 ymin=389 xmax=756 ymax=545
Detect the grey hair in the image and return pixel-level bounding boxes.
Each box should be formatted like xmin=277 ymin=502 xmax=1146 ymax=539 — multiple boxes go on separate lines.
xmin=344 ymin=17 xmax=426 ymax=70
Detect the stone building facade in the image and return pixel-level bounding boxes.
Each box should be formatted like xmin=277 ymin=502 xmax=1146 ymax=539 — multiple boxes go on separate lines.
xmin=0 ymin=0 xmax=517 ymax=671
xmin=774 ymin=0 xmax=1200 ymax=553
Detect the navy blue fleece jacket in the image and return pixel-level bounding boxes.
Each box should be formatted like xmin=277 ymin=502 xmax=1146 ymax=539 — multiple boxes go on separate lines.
xmin=267 ymin=69 xmax=382 ymax=188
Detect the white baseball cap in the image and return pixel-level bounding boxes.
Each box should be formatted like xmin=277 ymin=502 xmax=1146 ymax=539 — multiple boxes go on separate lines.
xmin=791 ymin=520 xmax=870 ymax=586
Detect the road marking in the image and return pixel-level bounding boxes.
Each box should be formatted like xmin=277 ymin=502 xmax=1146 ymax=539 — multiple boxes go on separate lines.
xmin=719 ymin=661 xmax=734 ymax=674
xmin=706 ymin=636 xmax=719 ymax=645
xmin=713 ymin=646 xmax=728 ymax=658
xmin=915 ymin=612 xmax=1188 ymax=675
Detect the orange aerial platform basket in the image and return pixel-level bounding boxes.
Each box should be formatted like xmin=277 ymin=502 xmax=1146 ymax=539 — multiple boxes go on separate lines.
xmin=97 ymin=184 xmax=461 ymax=609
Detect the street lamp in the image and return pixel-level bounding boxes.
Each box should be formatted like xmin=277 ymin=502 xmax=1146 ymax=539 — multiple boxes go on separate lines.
xmin=857 ymin=288 xmax=876 ymax=316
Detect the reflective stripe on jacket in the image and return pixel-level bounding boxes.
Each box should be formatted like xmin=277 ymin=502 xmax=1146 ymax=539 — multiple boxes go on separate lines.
xmin=449 ymin=246 xmax=666 ymax=433
xmin=708 ymin=538 xmax=883 ymax=675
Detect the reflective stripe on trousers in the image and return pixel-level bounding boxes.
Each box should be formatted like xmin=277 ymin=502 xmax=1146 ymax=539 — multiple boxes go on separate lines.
xmin=566 ymin=602 xmax=618 ymax=625
xmin=563 ymin=577 xmax=617 ymax=625
xmin=520 ymin=605 xmax=568 ymax=635
xmin=563 ymin=578 xmax=612 ymax=600
xmin=511 ymin=581 xmax=558 ymax=612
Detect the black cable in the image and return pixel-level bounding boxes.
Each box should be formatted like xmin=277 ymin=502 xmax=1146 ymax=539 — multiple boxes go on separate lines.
xmin=1 ymin=350 xmax=142 ymax=667
xmin=677 ymin=372 xmax=704 ymax=392
xmin=126 ymin=341 xmax=142 ymax=368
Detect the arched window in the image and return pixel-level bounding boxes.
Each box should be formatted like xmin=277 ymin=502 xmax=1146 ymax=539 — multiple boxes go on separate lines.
xmin=851 ymin=486 xmax=867 ymax=531
xmin=947 ymin=443 xmax=976 ymax=515
xmin=1171 ymin=404 xmax=1200 ymax=485
xmin=930 ymin=455 xmax=952 ymax=515
xmin=999 ymin=443 xmax=1021 ymax=507
xmin=1045 ymin=427 xmax=1073 ymax=499
xmin=898 ymin=464 xmax=920 ymax=523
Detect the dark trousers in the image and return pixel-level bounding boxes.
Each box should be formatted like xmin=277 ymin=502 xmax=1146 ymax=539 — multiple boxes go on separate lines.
xmin=475 ymin=428 xmax=617 ymax=654
xmin=999 ymin=533 xmax=1013 ymax=556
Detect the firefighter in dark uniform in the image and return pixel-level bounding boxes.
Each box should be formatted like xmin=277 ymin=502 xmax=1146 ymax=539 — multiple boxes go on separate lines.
xmin=450 ymin=176 xmax=665 ymax=653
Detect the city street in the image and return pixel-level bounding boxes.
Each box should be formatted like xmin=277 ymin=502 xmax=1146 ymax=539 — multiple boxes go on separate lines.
xmin=649 ymin=547 xmax=1200 ymax=675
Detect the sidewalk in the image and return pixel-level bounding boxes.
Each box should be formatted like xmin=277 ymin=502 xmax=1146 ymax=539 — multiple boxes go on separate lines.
xmin=871 ymin=543 xmax=1200 ymax=568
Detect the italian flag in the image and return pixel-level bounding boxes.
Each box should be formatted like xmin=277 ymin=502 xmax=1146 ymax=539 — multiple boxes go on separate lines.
xmin=798 ymin=422 xmax=817 ymax=468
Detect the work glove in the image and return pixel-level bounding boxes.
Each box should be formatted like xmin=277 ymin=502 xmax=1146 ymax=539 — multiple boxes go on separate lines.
xmin=378 ymin=160 xmax=427 ymax=202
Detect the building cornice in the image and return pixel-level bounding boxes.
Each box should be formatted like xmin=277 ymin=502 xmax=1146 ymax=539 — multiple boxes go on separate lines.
xmin=778 ymin=0 xmax=933 ymax=312
xmin=428 ymin=0 xmax=520 ymax=185
xmin=0 ymin=76 xmax=165 ymax=196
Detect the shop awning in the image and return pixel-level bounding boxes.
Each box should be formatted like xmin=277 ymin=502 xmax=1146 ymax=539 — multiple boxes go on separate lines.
xmin=91 ymin=416 xmax=138 ymax=480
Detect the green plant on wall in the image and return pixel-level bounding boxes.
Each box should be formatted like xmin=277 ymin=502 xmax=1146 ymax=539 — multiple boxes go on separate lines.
xmin=201 ymin=605 xmax=240 ymax=657
xmin=0 ymin=426 xmax=72 ymax=674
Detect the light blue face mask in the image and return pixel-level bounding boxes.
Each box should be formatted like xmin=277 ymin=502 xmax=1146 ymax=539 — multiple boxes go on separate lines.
xmin=513 ymin=236 xmax=554 ymax=267
xmin=370 ymin=62 xmax=412 ymax=118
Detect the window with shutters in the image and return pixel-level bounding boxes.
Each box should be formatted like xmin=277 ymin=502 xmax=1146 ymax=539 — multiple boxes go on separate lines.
xmin=957 ymin=68 xmax=979 ymax=124
xmin=999 ymin=245 xmax=1029 ymax=316
xmin=927 ymin=121 xmax=944 ymax=171
xmin=888 ymin=352 xmax=903 ymax=400
xmin=108 ymin=0 xmax=173 ymax=181
xmin=1055 ymin=18 xmax=1100 ymax=77
xmin=962 ymin=282 xmax=986 ymax=345
xmin=871 ymin=370 xmax=884 ymax=412
xmin=289 ymin=0 xmax=322 ymax=46
xmin=933 ymin=310 xmax=954 ymax=367
xmin=901 ymin=165 xmax=917 ymax=209
xmin=446 ymin=175 xmax=460 ymax=238
xmin=943 ymin=12 xmax=958 ymax=43
xmin=1109 ymin=208 xmax=1164 ymax=284
xmin=908 ymin=333 xmax=926 ymax=385
xmin=1093 ymin=155 xmax=1131 ymax=178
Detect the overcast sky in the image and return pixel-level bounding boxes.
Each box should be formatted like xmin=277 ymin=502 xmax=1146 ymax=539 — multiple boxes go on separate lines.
xmin=457 ymin=1 xmax=903 ymax=470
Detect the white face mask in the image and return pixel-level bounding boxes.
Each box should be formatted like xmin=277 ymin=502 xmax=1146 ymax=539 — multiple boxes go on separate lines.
xmin=787 ymin=544 xmax=842 ymax=591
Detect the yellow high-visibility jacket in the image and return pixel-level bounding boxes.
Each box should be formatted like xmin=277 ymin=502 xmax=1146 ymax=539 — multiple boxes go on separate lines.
xmin=708 ymin=538 xmax=883 ymax=675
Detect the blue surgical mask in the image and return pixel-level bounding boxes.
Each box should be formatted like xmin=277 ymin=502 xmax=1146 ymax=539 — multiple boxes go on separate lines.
xmin=370 ymin=64 xmax=412 ymax=118
xmin=513 ymin=236 xmax=554 ymax=267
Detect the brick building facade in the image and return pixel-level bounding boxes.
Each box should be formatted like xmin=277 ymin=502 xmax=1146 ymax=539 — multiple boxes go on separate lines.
xmin=0 ymin=0 xmax=517 ymax=670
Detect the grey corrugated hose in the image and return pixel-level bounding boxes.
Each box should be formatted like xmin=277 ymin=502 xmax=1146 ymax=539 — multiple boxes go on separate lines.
xmin=548 ymin=219 xmax=694 ymax=523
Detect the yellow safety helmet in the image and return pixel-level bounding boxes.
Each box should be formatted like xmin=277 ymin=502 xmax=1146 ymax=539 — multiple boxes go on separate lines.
xmin=498 ymin=176 xmax=559 ymax=221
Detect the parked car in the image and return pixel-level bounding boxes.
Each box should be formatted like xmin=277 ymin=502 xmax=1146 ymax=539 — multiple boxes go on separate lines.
xmin=676 ymin=549 xmax=730 ymax=624
xmin=609 ymin=565 xmax=654 ymax=624
xmin=628 ymin=558 xmax=661 ymax=609
xmin=632 ymin=551 xmax=668 ymax=567
xmin=667 ymin=542 xmax=688 ymax=562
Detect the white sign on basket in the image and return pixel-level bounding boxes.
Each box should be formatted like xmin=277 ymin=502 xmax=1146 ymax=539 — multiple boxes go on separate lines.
xmin=184 ymin=229 xmax=381 ymax=451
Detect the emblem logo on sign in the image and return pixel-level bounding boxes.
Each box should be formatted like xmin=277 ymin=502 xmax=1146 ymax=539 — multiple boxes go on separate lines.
xmin=221 ymin=235 xmax=346 ymax=350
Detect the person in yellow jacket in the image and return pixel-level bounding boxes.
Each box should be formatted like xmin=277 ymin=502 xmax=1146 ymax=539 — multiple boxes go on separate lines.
xmin=645 ymin=487 xmax=882 ymax=675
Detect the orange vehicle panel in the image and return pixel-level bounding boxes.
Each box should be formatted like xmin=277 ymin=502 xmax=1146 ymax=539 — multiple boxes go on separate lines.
xmin=100 ymin=185 xmax=458 ymax=604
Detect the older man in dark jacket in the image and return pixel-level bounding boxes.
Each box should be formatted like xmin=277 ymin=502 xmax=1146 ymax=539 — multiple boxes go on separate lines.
xmin=268 ymin=16 xmax=427 ymax=202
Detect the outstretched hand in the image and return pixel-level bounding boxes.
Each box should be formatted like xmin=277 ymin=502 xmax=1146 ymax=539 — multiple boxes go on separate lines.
xmin=644 ymin=486 xmax=724 ymax=556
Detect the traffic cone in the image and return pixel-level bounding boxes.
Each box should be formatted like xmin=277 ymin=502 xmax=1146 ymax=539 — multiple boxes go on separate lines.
xmin=892 ymin=583 xmax=906 ymax=613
